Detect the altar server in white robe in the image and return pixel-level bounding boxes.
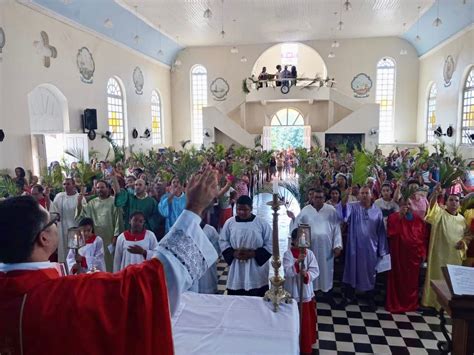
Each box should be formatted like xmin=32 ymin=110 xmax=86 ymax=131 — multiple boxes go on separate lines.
xmin=50 ymin=178 xmax=85 ymax=262
xmin=189 ymin=221 xmax=221 ymax=294
xmin=113 ymin=211 xmax=159 ymax=272
xmin=220 ymin=195 xmax=272 ymax=297
xmin=66 ymin=218 xmax=106 ymax=274
xmin=288 ymin=188 xmax=342 ymax=305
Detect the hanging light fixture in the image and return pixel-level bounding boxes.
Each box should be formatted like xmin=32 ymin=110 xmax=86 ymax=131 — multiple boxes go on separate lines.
xmin=203 ymin=8 xmax=212 ymax=19
xmin=343 ymin=0 xmax=352 ymax=11
xmin=220 ymin=0 xmax=225 ymax=39
xmin=133 ymin=6 xmax=140 ymax=44
xmin=432 ymin=0 xmax=443 ymax=27
xmin=337 ymin=0 xmax=344 ymax=30
xmin=415 ymin=5 xmax=421 ymax=41
xmin=230 ymin=46 xmax=239 ymax=54
xmin=157 ymin=25 xmax=164 ymax=56
xmin=104 ymin=18 xmax=114 ymax=29
xmin=331 ymin=40 xmax=340 ymax=48
xmin=399 ymin=49 xmax=408 ymax=55
xmin=328 ymin=51 xmax=336 ymax=58
xmin=240 ymin=56 xmax=247 ymax=63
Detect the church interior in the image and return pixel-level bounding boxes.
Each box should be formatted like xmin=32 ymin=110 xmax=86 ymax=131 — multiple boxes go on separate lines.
xmin=0 ymin=0 xmax=473 ymax=354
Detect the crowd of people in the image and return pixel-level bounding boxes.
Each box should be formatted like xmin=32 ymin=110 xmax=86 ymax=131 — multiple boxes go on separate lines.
xmin=257 ymin=64 xmax=298 ymax=88
xmin=1 ymin=142 xmax=474 ymax=354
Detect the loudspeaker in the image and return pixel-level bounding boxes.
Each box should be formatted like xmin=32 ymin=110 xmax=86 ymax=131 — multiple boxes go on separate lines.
xmin=84 ymin=109 xmax=97 ymax=130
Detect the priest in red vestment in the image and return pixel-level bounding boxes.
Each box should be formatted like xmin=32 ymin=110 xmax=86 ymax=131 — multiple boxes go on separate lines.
xmin=385 ymin=199 xmax=427 ymax=313
xmin=0 ymin=169 xmax=219 ymax=355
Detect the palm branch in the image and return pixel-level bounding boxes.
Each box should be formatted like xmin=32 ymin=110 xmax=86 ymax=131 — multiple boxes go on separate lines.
xmin=0 ymin=175 xmax=20 ymax=198
xmin=352 ymin=149 xmax=371 ymax=186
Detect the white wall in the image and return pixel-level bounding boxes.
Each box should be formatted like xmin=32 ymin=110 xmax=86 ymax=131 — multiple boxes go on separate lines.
xmin=0 ymin=1 xmax=172 ymax=172
xmin=171 ymin=37 xmax=419 ymax=147
xmin=417 ymin=26 xmax=474 ymax=157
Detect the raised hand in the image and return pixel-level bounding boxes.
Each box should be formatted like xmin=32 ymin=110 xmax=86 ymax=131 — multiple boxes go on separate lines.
xmin=185 ymin=168 xmax=218 ymax=216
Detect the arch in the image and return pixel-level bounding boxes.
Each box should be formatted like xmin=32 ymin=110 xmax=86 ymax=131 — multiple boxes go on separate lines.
xmin=27 ymin=84 xmax=69 ymax=134
xmin=190 ymin=64 xmax=208 ymax=145
xmin=106 ymin=76 xmax=127 ymax=146
xmin=426 ymin=82 xmax=437 ymax=142
xmin=251 ymin=42 xmax=327 ymax=80
xmin=375 ymin=57 xmax=396 ymax=143
xmin=151 ymin=89 xmax=163 ymax=145
xmin=460 ymin=65 xmax=474 ymax=144
xmin=270 ymin=108 xmax=304 ymax=126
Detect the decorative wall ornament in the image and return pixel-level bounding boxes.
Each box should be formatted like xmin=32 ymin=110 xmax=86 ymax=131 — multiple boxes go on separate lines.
xmin=0 ymin=27 xmax=5 ymax=54
xmin=133 ymin=66 xmax=144 ymax=95
xmin=351 ymin=73 xmax=372 ymax=98
xmin=76 ymin=47 xmax=95 ymax=84
xmin=443 ymin=55 xmax=455 ymax=87
xmin=33 ymin=31 xmax=57 ymax=68
xmin=210 ymin=77 xmax=229 ymax=101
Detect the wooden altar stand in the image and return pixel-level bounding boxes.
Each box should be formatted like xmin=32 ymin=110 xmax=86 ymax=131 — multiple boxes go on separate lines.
xmin=431 ymin=277 xmax=474 ymax=355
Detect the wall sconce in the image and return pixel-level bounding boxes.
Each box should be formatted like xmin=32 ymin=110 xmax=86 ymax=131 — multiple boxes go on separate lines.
xmin=368 ymin=128 xmax=378 ymax=136
xmin=434 ymin=125 xmax=454 ymax=138
xmin=132 ymin=128 xmax=138 ymax=139
xmin=140 ymin=129 xmax=151 ymax=139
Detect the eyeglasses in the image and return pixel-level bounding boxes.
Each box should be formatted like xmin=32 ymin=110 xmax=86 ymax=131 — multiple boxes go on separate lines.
xmin=33 ymin=212 xmax=61 ymax=243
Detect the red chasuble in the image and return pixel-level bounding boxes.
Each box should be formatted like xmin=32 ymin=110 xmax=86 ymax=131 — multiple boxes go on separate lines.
xmin=0 ymin=259 xmax=173 ymax=355
xmin=386 ymin=212 xmax=427 ymax=313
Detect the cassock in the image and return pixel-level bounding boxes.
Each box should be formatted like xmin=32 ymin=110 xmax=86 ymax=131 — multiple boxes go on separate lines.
xmin=336 ymin=202 xmax=389 ymax=291
xmin=50 ymin=192 xmax=85 ymax=262
xmin=189 ymin=224 xmax=221 ymax=294
xmin=422 ymin=202 xmax=467 ymax=309
xmin=386 ymin=212 xmax=426 ymax=313
xmin=76 ymin=196 xmax=121 ymax=271
xmin=66 ymin=235 xmax=106 ymax=273
xmin=115 ymin=190 xmax=157 ymax=231
xmin=158 ymin=193 xmax=187 ymax=233
xmin=113 ymin=230 xmax=158 ymax=272
xmin=0 ymin=210 xmax=218 ymax=355
xmin=283 ymin=247 xmax=319 ymax=354
xmin=290 ymin=203 xmax=342 ymax=292
xmin=219 ymin=215 xmax=272 ymax=292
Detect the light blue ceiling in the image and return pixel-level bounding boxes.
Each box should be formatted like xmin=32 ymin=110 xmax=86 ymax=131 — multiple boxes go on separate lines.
xmin=403 ymin=0 xmax=474 ymax=56
xmin=31 ymin=0 xmax=182 ymax=66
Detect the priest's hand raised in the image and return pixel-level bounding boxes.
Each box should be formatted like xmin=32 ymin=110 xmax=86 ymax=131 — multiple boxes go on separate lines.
xmin=185 ymin=168 xmax=218 ymax=217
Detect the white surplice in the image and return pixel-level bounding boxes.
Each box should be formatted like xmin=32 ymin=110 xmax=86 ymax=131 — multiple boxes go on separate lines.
xmin=66 ymin=236 xmax=106 ymax=273
xmin=50 ymin=192 xmax=85 ymax=262
xmin=290 ymin=203 xmax=342 ymax=292
xmin=219 ymin=216 xmax=272 ymax=291
xmin=113 ymin=230 xmax=159 ymax=272
xmin=189 ymin=224 xmax=221 ymax=294
xmin=283 ymin=248 xmax=319 ymax=302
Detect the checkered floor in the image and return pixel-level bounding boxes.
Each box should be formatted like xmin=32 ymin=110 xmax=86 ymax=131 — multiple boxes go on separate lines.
xmin=215 ymin=259 xmax=451 ymax=355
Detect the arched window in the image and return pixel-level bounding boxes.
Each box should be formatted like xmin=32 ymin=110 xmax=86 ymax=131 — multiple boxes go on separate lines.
xmin=375 ymin=58 xmax=396 ymax=143
xmin=461 ymin=67 xmax=474 ymax=144
xmin=270 ymin=108 xmax=305 ymax=150
xmin=151 ymin=90 xmax=162 ymax=145
xmin=107 ymin=77 xmax=125 ymax=145
xmin=426 ymin=83 xmax=437 ymax=142
xmin=271 ymin=108 xmax=304 ymax=126
xmin=191 ymin=65 xmax=208 ymax=145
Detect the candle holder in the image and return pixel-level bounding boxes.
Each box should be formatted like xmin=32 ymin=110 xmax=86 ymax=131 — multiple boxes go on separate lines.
xmin=67 ymin=227 xmax=86 ymax=274
xmin=264 ymin=193 xmax=293 ymax=312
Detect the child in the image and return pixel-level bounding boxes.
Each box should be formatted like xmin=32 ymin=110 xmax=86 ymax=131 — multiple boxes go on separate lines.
xmin=113 ymin=211 xmax=158 ymax=272
xmin=66 ymin=218 xmax=106 ymax=274
xmin=283 ymin=229 xmax=319 ymax=355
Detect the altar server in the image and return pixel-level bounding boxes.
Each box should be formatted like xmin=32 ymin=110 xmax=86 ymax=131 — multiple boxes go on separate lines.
xmin=113 ymin=211 xmax=158 ymax=272
xmin=66 ymin=218 xmax=106 ymax=274
xmin=288 ymin=188 xmax=342 ymax=302
xmin=220 ymin=195 xmax=272 ymax=296
xmin=0 ymin=169 xmax=219 ymax=355
xmin=283 ymin=229 xmax=319 ymax=354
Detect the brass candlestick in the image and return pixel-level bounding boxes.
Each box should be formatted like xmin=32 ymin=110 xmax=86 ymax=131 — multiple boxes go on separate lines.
xmin=264 ymin=193 xmax=292 ymax=312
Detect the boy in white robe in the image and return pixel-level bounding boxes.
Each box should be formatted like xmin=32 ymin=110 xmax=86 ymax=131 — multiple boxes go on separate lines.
xmin=283 ymin=228 xmax=319 ymax=354
xmin=113 ymin=211 xmax=159 ymax=272
xmin=66 ymin=217 xmax=106 ymax=274
xmin=220 ymin=195 xmax=272 ymax=297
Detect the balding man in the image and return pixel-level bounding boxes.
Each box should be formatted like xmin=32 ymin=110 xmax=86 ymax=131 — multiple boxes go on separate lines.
xmin=112 ymin=174 xmax=157 ymax=233
xmin=337 ymin=185 xmax=389 ymax=311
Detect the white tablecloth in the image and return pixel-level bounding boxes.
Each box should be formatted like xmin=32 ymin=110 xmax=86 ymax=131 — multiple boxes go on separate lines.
xmin=172 ymin=292 xmax=299 ymax=355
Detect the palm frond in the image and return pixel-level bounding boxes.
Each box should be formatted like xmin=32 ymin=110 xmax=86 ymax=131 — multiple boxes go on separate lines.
xmin=0 ymin=175 xmax=20 ymax=198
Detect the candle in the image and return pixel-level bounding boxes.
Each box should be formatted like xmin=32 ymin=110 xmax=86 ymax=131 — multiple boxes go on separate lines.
xmin=272 ymin=178 xmax=278 ymax=194
xmin=300 ymin=231 xmax=306 ymax=247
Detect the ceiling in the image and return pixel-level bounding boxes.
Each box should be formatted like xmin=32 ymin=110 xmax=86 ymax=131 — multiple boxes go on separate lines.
xmin=119 ymin=0 xmax=436 ymax=47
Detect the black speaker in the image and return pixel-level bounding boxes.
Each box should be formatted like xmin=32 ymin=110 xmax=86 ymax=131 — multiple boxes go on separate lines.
xmin=84 ymin=109 xmax=97 ymax=130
